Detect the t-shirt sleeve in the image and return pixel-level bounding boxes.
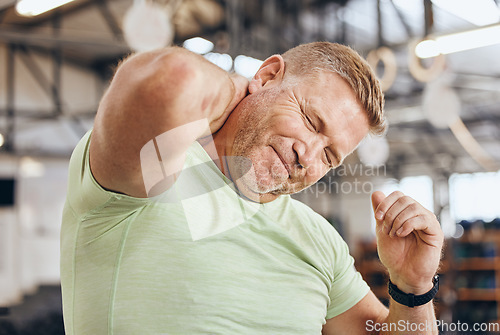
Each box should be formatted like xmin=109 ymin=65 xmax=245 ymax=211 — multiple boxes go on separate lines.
xmin=65 ymin=130 xmax=149 ymax=217
xmin=325 ymin=233 xmax=371 ymax=319
xmin=65 ymin=130 xmax=112 ymax=216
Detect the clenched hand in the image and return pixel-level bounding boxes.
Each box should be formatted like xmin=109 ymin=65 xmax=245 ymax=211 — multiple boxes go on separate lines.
xmin=371 ymin=191 xmax=444 ymax=294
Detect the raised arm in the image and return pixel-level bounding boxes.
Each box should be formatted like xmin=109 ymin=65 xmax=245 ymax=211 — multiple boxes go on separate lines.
xmin=323 ymin=191 xmax=443 ymax=334
xmin=90 ymin=47 xmax=248 ymax=197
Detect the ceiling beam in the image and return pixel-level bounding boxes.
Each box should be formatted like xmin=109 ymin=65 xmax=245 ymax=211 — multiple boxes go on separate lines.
xmin=389 ymin=0 xmax=413 ymax=38
xmin=423 ymin=0 xmax=434 ymax=35
xmin=96 ymin=0 xmax=123 ymax=41
xmin=4 ymin=44 xmax=15 ymax=152
xmin=0 ymin=26 xmax=128 ymax=50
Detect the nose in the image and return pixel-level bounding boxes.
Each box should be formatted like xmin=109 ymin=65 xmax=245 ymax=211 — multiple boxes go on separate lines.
xmin=292 ymin=139 xmax=321 ymax=170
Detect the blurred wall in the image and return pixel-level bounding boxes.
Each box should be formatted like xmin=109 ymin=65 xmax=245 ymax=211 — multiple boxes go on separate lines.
xmin=0 ymin=156 xmax=68 ymax=306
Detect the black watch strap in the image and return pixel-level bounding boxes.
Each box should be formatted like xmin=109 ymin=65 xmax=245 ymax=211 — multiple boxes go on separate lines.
xmin=388 ymin=275 xmax=439 ymax=308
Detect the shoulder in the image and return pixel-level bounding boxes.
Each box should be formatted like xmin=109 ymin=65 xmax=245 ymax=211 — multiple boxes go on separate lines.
xmin=286 ymin=197 xmax=341 ymax=237
xmin=273 ymin=196 xmax=348 ymax=257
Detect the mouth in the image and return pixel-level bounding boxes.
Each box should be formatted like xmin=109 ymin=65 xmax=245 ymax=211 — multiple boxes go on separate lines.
xmin=271 ymin=146 xmax=291 ymax=178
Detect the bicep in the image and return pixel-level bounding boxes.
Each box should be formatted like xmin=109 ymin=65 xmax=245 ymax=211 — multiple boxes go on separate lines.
xmin=322 ymin=290 xmax=388 ymax=335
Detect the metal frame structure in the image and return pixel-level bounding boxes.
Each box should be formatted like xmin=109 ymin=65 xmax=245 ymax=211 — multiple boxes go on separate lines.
xmin=0 ymin=0 xmax=498 ymax=176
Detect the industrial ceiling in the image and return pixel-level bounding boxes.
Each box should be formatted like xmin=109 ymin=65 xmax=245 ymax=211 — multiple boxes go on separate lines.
xmin=0 ymin=0 xmax=499 ymax=180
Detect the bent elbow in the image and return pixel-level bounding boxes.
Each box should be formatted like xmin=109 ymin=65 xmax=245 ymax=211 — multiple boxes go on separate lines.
xmin=145 ymin=49 xmax=200 ymax=97
xmin=114 ymin=48 xmax=199 ymax=104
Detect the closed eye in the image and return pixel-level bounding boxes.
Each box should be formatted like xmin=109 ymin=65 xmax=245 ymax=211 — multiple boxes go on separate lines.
xmin=324 ymin=149 xmax=333 ymax=168
xmin=325 ymin=148 xmax=339 ymax=168
xmin=303 ymin=111 xmax=317 ymax=132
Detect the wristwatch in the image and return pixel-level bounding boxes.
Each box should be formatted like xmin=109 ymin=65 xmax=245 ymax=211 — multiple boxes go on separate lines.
xmin=388 ymin=275 xmax=439 ymax=308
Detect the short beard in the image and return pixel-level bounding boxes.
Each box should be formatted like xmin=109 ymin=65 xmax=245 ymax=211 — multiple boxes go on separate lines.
xmin=229 ymin=120 xmax=287 ymax=195
xmin=226 ymin=87 xmax=313 ymax=197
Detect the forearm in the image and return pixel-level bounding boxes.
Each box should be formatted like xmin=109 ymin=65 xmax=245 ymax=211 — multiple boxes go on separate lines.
xmin=370 ymin=191 xmax=443 ymax=334
xmin=376 ymin=298 xmax=437 ymax=335
xmin=374 ymin=265 xmax=438 ymax=334
xmin=90 ymin=47 xmax=242 ymax=197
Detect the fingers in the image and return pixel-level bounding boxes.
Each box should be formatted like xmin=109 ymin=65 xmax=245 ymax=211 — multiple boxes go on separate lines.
xmin=373 ymin=190 xmax=403 ymax=221
xmin=373 ymin=190 xmax=438 ymax=238
xmin=371 ymin=191 xmax=385 ymax=215
xmin=225 ymin=73 xmax=249 ymax=113
xmin=211 ymin=74 xmax=249 ymax=133
xmin=392 ymin=215 xmax=429 ymax=238
xmin=388 ymin=204 xmax=425 ymax=237
xmin=381 ymin=193 xmax=415 ymax=236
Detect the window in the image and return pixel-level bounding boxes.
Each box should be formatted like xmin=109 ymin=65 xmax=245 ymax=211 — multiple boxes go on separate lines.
xmin=372 ymin=175 xmax=434 ymax=234
xmin=449 ymin=171 xmax=500 ymax=222
xmin=380 ymin=175 xmax=434 ymax=212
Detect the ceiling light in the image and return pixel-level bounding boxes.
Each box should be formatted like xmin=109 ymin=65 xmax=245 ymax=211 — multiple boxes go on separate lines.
xmin=183 ymin=37 xmax=214 ymax=55
xmin=234 ymin=55 xmax=263 ymax=79
xmin=123 ymin=1 xmax=173 ymax=52
xmin=204 ymin=53 xmax=232 ymax=72
xmin=357 ymin=136 xmax=390 ymax=167
xmin=415 ymin=24 xmax=500 ymax=58
xmin=16 ymin=0 xmax=76 ymax=17
xmin=20 ymin=157 xmax=45 ymax=178
xmin=431 ymin=0 xmax=500 ymax=26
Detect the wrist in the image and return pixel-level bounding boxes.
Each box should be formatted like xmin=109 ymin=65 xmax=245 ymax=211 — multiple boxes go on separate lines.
xmin=388 ymin=275 xmax=439 ymax=308
xmin=389 ymin=275 xmax=435 ymax=295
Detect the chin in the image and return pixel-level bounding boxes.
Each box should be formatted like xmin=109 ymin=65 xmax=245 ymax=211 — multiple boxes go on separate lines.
xmin=232 ymin=174 xmax=282 ymax=203
xmin=235 ymin=183 xmax=280 ymax=203
xmin=272 ymin=181 xmax=313 ymax=196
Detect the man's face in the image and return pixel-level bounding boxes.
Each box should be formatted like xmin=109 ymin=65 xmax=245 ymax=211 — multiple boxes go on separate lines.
xmin=223 ymin=71 xmax=370 ymax=203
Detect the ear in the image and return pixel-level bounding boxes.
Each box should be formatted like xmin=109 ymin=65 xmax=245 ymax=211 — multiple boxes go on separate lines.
xmin=248 ymin=55 xmax=285 ymax=94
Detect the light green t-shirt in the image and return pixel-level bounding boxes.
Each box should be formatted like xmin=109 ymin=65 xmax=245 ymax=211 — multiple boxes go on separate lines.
xmin=61 ymin=131 xmax=369 ymax=335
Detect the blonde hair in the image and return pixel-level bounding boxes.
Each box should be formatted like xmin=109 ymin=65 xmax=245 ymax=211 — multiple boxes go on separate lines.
xmin=282 ymin=42 xmax=386 ymax=135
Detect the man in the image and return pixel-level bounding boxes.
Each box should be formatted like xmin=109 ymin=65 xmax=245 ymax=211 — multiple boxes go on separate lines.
xmin=61 ymin=42 xmax=444 ymax=334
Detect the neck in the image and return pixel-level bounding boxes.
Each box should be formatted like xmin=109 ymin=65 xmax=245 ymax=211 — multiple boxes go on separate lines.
xmin=200 ymin=127 xmax=279 ymax=204
xmin=198 ymin=128 xmax=228 ymax=176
